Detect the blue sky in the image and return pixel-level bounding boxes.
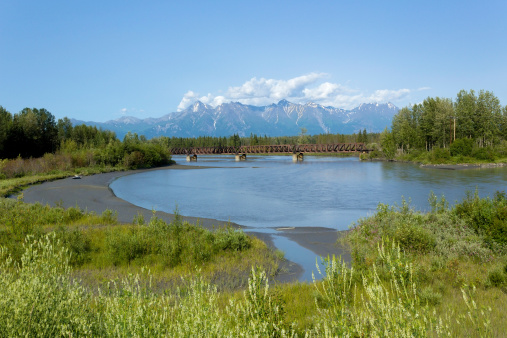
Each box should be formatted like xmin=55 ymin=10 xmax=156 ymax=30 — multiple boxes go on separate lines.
xmin=1 ymin=1 xmax=506 ymax=122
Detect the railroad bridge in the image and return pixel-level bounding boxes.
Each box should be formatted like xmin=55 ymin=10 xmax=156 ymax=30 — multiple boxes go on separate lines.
xmin=170 ymin=143 xmax=369 ymax=162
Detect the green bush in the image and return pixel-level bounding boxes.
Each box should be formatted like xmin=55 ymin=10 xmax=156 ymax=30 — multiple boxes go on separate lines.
xmin=214 ymin=226 xmax=251 ymax=251
xmin=487 ymin=268 xmax=506 ymax=287
xmin=0 ymin=234 xmax=96 ymax=336
xmin=418 ymin=286 xmax=442 ymax=306
xmin=450 ymin=138 xmax=473 ymax=156
xmin=104 ymin=216 xmax=251 ymax=267
xmin=55 ymin=226 xmax=91 ymax=266
xmin=348 ymin=193 xmax=500 ymax=268
xmin=472 ymin=147 xmax=496 ymax=161
xmin=453 ymin=190 xmax=507 ymax=249
xmin=394 ymin=224 xmax=436 ymax=253
xmin=430 ymin=147 xmax=450 ymax=163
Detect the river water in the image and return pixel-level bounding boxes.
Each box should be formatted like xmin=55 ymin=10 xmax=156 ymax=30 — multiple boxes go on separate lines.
xmin=110 ymin=155 xmax=507 ymax=280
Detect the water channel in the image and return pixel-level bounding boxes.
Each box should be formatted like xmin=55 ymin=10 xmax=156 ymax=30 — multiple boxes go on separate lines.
xmin=110 ymin=155 xmax=507 ymax=281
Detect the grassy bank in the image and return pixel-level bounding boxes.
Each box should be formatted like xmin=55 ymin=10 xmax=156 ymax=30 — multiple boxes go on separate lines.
xmin=342 ymin=191 xmax=507 ymax=336
xmin=360 ymin=141 xmax=507 ymax=166
xmin=0 ymin=196 xmax=282 ymax=291
xmin=1 ymin=186 xmax=506 ymax=335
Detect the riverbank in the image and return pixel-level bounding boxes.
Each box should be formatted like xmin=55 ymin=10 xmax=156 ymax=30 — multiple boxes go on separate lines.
xmin=18 ymin=163 xmax=350 ymax=282
xmin=420 ymin=162 xmax=507 ymax=170
xmin=365 ymin=157 xmax=507 ymax=170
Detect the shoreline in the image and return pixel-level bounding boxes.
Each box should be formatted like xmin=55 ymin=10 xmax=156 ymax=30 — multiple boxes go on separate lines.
xmin=18 ymin=163 xmax=350 ymax=283
xmin=366 ymin=157 xmax=507 ymax=170
xmin=420 ymin=162 xmax=507 ymax=170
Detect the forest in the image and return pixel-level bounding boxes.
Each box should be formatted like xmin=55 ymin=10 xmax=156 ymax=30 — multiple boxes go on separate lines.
xmin=0 ymin=106 xmax=173 ymax=177
xmin=375 ymin=89 xmax=507 ymax=162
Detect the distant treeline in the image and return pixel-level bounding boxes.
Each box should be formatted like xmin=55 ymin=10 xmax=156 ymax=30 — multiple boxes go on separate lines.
xmin=159 ymin=128 xmax=377 ymax=149
xmin=379 ymin=89 xmax=507 ymax=160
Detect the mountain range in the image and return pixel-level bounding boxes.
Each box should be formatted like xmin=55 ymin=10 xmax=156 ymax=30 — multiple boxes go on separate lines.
xmin=71 ymin=100 xmax=399 ymax=139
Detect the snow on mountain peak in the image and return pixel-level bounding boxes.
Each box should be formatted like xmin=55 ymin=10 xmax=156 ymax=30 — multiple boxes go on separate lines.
xmin=192 ymin=100 xmax=210 ymax=112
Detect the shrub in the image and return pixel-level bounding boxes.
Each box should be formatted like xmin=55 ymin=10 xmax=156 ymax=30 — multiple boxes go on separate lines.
xmin=226 ymin=267 xmax=289 ymax=336
xmin=104 ymin=216 xmax=252 ymax=268
xmin=214 ymin=227 xmax=251 ymax=251
xmin=472 ymin=147 xmax=496 ymax=161
xmin=0 ymin=234 xmax=96 ymax=336
xmin=430 ymin=147 xmax=451 ymax=163
xmin=100 ymin=209 xmax=118 ymax=224
xmin=453 ymin=190 xmax=507 ymax=249
xmin=106 ymin=227 xmax=149 ymax=266
xmin=55 ymin=226 xmax=91 ymax=266
xmin=418 ymin=286 xmax=442 ymax=306
xmin=450 ymin=138 xmax=473 ymax=156
xmin=487 ymin=268 xmax=506 ymax=287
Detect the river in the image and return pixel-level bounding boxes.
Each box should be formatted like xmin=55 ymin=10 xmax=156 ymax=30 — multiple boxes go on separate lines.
xmin=110 ymin=155 xmax=507 ymax=280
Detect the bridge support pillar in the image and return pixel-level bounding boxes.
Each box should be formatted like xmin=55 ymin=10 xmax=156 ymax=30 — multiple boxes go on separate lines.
xmin=235 ymin=153 xmax=247 ymax=161
xmin=186 ymin=154 xmax=197 ymax=162
xmin=293 ymin=153 xmax=304 ymax=162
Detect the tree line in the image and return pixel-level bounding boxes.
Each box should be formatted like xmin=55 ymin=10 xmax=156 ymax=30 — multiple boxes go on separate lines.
xmin=158 ymin=129 xmax=375 ymax=150
xmin=383 ymin=89 xmax=507 ymax=158
xmin=0 ymin=106 xmax=171 ymax=169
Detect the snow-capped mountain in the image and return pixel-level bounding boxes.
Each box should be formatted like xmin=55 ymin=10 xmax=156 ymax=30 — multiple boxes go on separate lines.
xmin=71 ymin=100 xmax=399 ymax=139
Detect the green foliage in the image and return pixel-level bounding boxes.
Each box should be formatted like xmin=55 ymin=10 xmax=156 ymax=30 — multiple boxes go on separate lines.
xmin=487 ymin=268 xmax=506 ymax=287
xmin=227 ymin=267 xmax=289 ymax=336
xmin=381 ymin=89 xmax=507 ymax=163
xmin=313 ymin=241 xmax=451 ymax=336
xmin=418 ymin=286 xmax=443 ymax=306
xmin=0 ymin=234 xmax=96 ymax=336
xmin=348 ymin=192 xmax=502 ymax=274
xmin=453 ymin=190 xmax=507 ymax=249
xmin=0 ymin=229 xmax=502 ymax=336
xmin=450 ymin=138 xmax=474 ymax=156
xmin=430 ymin=147 xmax=451 ymax=163
xmin=380 ymin=127 xmax=396 ymax=159
xmin=55 ymin=226 xmax=92 ymax=266
xmin=471 ymin=146 xmax=496 ymax=161
xmin=105 ymin=215 xmax=251 ymax=268
xmin=0 ymin=107 xmax=172 ymax=175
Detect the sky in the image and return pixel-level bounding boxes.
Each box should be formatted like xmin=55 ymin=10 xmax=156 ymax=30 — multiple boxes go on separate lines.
xmin=1 ymin=1 xmax=506 ymax=122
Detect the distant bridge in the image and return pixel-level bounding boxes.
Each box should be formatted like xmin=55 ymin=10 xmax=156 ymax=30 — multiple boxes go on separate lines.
xmin=170 ymin=143 xmax=370 ymax=162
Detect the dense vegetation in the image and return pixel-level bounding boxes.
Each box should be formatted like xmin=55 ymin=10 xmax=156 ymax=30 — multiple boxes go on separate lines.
xmin=369 ymin=89 xmax=507 ymax=163
xmin=0 ymin=191 xmax=505 ymax=336
xmin=0 ymin=106 xmax=171 ymax=175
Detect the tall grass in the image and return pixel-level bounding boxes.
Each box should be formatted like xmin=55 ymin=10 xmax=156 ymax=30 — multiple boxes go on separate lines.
xmin=0 ymin=187 xmax=505 ymax=335
xmin=0 ymin=233 xmax=496 ymax=336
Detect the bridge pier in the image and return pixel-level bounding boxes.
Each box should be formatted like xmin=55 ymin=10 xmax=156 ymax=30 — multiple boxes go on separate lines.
xmin=186 ymin=154 xmax=197 ymax=162
xmin=292 ymin=153 xmax=304 ymax=162
xmin=235 ymin=153 xmax=247 ymax=161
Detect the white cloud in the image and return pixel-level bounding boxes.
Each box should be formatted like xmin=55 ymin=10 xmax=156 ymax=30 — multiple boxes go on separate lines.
xmin=177 ymin=91 xmax=200 ymax=111
xmin=177 ymin=74 xmax=415 ymax=111
xmin=367 ymin=89 xmax=411 ymax=103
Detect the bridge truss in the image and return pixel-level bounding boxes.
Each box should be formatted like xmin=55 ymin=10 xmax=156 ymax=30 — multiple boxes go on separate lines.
xmin=170 ymin=143 xmax=369 ymax=155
